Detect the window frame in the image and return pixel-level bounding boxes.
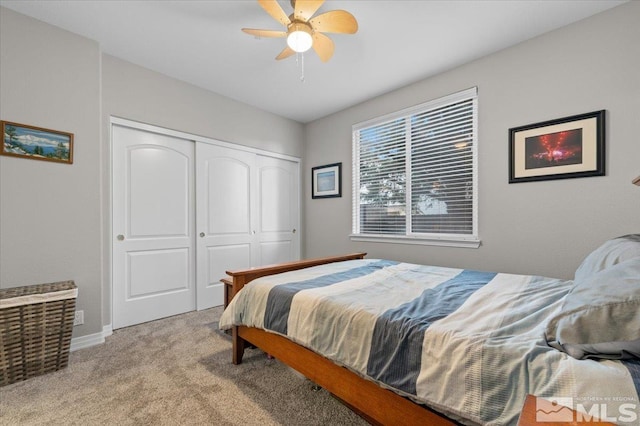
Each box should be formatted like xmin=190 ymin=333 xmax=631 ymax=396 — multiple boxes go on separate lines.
xmin=351 ymin=87 xmax=480 ymax=248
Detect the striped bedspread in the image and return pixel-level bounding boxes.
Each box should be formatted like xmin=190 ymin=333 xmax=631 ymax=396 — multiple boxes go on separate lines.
xmin=219 ymin=259 xmax=640 ymax=425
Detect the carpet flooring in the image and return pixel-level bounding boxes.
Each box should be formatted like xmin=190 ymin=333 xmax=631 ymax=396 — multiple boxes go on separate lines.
xmin=0 ymin=307 xmax=368 ymax=425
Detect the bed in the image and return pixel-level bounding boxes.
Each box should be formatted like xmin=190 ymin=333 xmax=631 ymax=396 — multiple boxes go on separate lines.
xmin=219 ymin=236 xmax=640 ymax=425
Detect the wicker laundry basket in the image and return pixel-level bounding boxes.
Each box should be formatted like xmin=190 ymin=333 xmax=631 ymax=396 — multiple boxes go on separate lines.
xmin=0 ymin=280 xmax=77 ymax=386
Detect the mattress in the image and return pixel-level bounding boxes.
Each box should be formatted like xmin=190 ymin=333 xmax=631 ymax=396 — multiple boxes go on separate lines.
xmin=220 ymin=259 xmax=640 ymax=425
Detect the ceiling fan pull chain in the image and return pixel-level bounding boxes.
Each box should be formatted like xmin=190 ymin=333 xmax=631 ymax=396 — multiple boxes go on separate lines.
xmin=295 ymin=52 xmax=305 ymax=83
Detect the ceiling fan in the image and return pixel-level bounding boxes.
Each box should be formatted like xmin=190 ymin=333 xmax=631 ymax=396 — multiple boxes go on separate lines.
xmin=242 ymin=0 xmax=358 ymax=62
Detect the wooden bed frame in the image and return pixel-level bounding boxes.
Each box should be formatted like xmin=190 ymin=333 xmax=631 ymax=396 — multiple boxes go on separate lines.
xmin=224 ymin=254 xmax=604 ymax=426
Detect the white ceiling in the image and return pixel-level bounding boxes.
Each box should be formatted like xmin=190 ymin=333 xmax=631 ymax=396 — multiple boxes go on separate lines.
xmin=0 ymin=1 xmax=626 ymax=123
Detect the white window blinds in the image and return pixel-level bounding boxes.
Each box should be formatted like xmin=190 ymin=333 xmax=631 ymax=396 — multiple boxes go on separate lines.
xmin=352 ymin=87 xmax=478 ymax=245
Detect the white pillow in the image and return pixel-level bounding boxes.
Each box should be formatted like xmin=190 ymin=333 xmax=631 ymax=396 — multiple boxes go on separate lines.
xmin=547 ymin=258 xmax=640 ymax=360
xmin=574 ymin=234 xmax=640 ymax=282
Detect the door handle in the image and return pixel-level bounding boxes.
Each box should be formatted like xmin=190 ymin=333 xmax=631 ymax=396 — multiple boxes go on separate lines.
xmin=199 ymin=232 xmax=205 ymax=238
xmin=292 ymin=229 xmax=296 ymax=234
xmin=116 ymin=234 xmax=125 ymax=241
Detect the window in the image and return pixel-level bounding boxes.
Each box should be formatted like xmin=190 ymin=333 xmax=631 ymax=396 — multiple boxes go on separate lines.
xmin=352 ymin=87 xmax=479 ymax=248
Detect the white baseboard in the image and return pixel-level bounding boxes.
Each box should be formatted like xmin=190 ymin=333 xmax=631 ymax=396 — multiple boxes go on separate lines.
xmin=70 ymin=324 xmax=113 ymax=352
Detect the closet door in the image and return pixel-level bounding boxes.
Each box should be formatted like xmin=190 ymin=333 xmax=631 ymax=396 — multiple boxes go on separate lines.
xmin=112 ymin=125 xmax=196 ymax=329
xmin=196 ymin=143 xmax=257 ymax=310
xmin=257 ymin=155 xmax=300 ymax=265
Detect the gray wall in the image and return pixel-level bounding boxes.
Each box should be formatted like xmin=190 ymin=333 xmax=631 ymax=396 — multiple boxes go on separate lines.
xmin=0 ymin=6 xmax=304 ymax=338
xmin=0 ymin=8 xmax=102 ymax=336
xmin=303 ymin=1 xmax=640 ymax=279
xmin=102 ymin=55 xmax=304 ymax=158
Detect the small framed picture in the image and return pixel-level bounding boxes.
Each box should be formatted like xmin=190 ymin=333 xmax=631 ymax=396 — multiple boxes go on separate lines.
xmin=312 ymin=162 xmax=342 ymax=199
xmin=509 ymin=110 xmax=604 ymax=183
xmin=1 ymin=120 xmax=74 ymax=164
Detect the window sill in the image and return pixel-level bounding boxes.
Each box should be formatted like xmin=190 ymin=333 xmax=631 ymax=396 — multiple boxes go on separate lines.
xmin=349 ymin=234 xmax=481 ymax=249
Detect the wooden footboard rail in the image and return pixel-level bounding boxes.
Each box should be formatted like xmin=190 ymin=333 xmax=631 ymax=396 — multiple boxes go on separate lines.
xmin=225 ymin=253 xmax=367 ymax=303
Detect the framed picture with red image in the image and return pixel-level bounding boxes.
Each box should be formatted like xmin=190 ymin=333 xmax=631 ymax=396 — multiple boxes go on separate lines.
xmin=509 ymin=110 xmax=604 ymax=183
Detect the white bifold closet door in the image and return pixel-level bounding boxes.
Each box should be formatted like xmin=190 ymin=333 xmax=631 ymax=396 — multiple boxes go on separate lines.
xmin=113 ymin=123 xmax=300 ymax=327
xmin=112 ymin=125 xmax=196 ymax=329
xmin=255 ymin=154 xmax=299 ymax=266
xmin=195 ymin=143 xmax=300 ymax=310
xmin=195 ymin=143 xmax=256 ymax=310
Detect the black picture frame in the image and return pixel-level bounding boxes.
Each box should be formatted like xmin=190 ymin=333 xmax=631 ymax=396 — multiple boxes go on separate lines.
xmin=312 ymin=162 xmax=342 ymax=199
xmin=509 ymin=110 xmax=605 ymax=183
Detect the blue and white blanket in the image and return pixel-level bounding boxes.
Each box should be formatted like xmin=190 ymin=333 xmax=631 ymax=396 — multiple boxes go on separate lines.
xmin=219 ymin=259 xmax=640 ymax=425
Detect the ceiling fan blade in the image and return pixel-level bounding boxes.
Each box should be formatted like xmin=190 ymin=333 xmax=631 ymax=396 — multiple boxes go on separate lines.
xmin=310 ymin=10 xmax=358 ymax=34
xmin=276 ymin=46 xmax=296 ymax=60
xmin=242 ymin=28 xmax=287 ymax=38
xmin=312 ymin=32 xmax=334 ymax=62
xmin=294 ymin=0 xmax=325 ymax=22
xmin=258 ymin=0 xmax=291 ymax=27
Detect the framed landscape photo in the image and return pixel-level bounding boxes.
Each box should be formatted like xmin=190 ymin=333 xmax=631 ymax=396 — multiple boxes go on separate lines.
xmin=509 ymin=110 xmax=604 ymax=183
xmin=312 ymin=162 xmax=342 ymax=199
xmin=1 ymin=121 xmax=74 ymax=164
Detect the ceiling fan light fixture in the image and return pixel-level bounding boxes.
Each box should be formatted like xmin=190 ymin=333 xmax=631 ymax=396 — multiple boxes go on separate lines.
xmin=287 ymin=22 xmax=313 ymax=53
xmin=243 ymin=1 xmax=358 ymax=62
